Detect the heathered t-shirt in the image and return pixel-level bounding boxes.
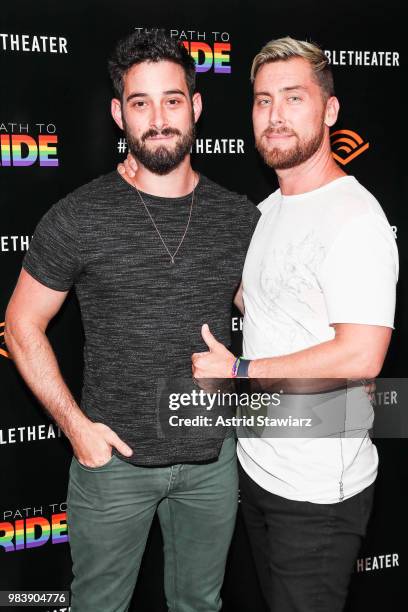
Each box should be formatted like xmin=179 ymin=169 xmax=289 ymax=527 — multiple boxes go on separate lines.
xmin=23 ymin=171 xmax=259 ymax=466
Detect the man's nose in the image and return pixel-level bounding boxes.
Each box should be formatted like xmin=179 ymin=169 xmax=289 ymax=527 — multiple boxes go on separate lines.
xmin=267 ymin=102 xmax=284 ymax=126
xmin=150 ymin=105 xmax=168 ymax=131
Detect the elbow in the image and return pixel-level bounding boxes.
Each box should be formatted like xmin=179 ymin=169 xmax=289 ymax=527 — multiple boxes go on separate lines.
xmin=4 ymin=312 xmax=18 ymax=356
xmin=4 ymin=310 xmax=45 ymax=358
xmin=4 ymin=309 xmax=30 ymax=357
xmin=364 ymin=361 xmax=384 ymax=379
xmin=353 ymin=351 xmax=384 ymax=379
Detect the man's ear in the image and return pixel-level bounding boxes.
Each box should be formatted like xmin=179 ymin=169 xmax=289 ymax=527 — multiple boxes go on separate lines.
xmin=111 ymin=98 xmax=124 ymax=130
xmin=192 ymin=92 xmax=203 ymax=124
xmin=324 ymin=96 xmax=340 ymax=128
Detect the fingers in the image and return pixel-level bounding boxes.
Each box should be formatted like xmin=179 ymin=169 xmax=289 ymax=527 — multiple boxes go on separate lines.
xmin=117 ymin=157 xmax=135 ymax=179
xmin=117 ymin=154 xmax=138 ymax=180
xmin=123 ymin=156 xmax=136 ymax=179
xmin=192 ymin=353 xmax=206 ymax=377
xmin=123 ymin=153 xmax=138 ymax=178
xmin=105 ymin=428 xmax=133 ymax=457
xmin=192 ymin=353 xmax=212 ymax=379
xmin=128 ymin=153 xmax=138 ymax=173
xmin=192 ymin=351 xmax=208 ymax=363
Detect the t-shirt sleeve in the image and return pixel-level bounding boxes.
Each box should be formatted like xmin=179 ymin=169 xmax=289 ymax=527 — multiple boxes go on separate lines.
xmin=22 ymin=195 xmax=82 ymax=291
xmin=319 ymin=213 xmax=398 ymax=328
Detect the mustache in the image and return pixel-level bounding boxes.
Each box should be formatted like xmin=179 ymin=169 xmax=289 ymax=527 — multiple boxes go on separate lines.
xmin=262 ymin=127 xmax=297 ymax=137
xmin=141 ymin=127 xmax=182 ymax=142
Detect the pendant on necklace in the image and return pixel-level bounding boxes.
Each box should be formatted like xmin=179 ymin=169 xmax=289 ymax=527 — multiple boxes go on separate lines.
xmin=170 ymin=257 xmax=175 ymax=264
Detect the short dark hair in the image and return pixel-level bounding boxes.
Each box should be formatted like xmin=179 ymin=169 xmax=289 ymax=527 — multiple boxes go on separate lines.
xmin=108 ymin=30 xmax=196 ymax=101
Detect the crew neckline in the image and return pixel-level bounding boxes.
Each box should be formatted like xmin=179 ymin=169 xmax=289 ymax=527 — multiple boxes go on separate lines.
xmin=115 ymin=169 xmax=202 ymax=202
xmin=280 ymin=175 xmax=356 ymax=202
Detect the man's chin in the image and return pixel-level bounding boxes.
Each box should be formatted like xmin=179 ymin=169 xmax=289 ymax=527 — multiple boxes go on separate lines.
xmin=132 ymin=153 xmax=186 ymax=176
xmin=258 ymin=147 xmax=296 ymax=170
xmin=151 ymin=161 xmax=184 ymax=176
xmin=265 ymin=159 xmax=296 ymax=170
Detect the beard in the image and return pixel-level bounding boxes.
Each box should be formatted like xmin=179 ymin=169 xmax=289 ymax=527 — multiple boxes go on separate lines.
xmin=123 ymin=113 xmax=196 ymax=176
xmin=256 ymin=123 xmax=325 ymax=170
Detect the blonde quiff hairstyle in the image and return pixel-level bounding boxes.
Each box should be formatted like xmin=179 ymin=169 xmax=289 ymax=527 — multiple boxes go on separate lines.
xmin=251 ymin=36 xmax=335 ymax=100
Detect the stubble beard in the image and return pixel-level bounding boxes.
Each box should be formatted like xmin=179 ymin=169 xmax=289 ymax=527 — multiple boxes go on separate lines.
xmin=256 ymin=123 xmax=325 ymax=170
xmin=123 ymin=112 xmax=196 ymax=176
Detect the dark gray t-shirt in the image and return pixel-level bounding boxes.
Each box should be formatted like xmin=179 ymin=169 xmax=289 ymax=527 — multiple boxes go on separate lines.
xmin=23 ymin=171 xmax=259 ymax=465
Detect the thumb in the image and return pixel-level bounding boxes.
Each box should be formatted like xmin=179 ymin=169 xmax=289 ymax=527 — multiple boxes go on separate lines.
xmin=107 ymin=430 xmax=133 ymax=457
xmin=201 ymin=323 xmax=220 ymax=351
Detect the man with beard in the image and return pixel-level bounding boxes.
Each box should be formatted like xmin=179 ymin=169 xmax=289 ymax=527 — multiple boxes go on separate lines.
xmin=191 ymin=37 xmax=398 ymax=611
xmin=4 ymin=32 xmax=259 ymax=612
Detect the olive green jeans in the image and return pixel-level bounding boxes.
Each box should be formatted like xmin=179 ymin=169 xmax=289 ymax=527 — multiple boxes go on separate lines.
xmin=66 ymin=436 xmax=238 ymax=612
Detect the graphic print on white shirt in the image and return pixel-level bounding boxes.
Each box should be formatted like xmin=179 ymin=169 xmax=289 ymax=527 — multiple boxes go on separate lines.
xmin=258 ymin=229 xmax=327 ymax=352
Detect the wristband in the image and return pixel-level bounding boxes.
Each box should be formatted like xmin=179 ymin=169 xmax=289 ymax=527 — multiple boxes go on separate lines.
xmin=237 ymin=358 xmax=251 ymax=378
xmin=232 ymin=356 xmax=241 ymax=378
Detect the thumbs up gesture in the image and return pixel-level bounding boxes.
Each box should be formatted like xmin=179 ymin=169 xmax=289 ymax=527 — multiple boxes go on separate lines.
xmin=192 ymin=324 xmax=236 ymax=378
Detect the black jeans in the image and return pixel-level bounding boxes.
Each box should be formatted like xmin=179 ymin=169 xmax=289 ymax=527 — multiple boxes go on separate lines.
xmin=239 ymin=463 xmax=374 ymax=612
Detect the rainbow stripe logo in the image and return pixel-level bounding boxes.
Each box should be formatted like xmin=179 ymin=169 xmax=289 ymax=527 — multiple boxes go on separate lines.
xmin=0 ymin=134 xmax=59 ymax=167
xmin=0 ymin=513 xmax=68 ymax=552
xmin=181 ymin=41 xmax=231 ymax=74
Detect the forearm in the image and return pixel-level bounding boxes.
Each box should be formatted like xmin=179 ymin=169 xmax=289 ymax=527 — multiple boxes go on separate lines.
xmin=5 ymin=322 xmax=89 ymax=442
xmin=249 ymin=337 xmax=376 ymax=380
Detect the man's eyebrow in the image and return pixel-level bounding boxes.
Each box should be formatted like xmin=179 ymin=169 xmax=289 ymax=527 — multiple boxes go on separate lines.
xmin=280 ymin=85 xmax=308 ymax=92
xmin=126 ymin=92 xmax=147 ymax=102
xmin=163 ymin=89 xmax=187 ymax=97
xmin=126 ymin=89 xmax=187 ymax=103
xmin=254 ymin=85 xmax=308 ymax=97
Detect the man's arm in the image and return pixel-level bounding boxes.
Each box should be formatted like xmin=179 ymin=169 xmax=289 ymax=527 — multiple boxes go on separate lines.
xmin=249 ymin=324 xmax=391 ymax=379
xmin=5 ymin=268 xmax=133 ymax=466
xmin=192 ymin=322 xmax=392 ymax=380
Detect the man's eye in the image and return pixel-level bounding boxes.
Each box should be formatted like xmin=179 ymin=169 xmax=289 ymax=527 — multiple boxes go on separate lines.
xmin=133 ymin=101 xmax=146 ymax=108
xmin=258 ymin=99 xmax=270 ymax=106
xmin=167 ymin=99 xmax=180 ymax=105
xmin=288 ymin=96 xmax=301 ymax=102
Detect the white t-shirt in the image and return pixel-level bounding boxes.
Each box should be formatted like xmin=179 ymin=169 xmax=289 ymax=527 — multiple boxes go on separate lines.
xmin=237 ymin=175 xmax=399 ymax=503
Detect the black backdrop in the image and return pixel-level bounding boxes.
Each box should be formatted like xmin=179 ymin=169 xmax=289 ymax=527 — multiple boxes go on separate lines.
xmin=1 ymin=1 xmax=406 ymax=610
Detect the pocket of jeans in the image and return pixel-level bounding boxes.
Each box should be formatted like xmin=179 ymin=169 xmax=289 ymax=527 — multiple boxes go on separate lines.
xmin=73 ymin=454 xmax=117 ymax=472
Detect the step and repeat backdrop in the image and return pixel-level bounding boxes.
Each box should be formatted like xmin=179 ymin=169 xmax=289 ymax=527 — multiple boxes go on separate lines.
xmin=1 ymin=0 xmax=406 ymax=610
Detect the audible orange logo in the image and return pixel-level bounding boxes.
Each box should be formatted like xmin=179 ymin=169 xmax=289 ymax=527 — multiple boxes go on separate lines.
xmin=0 ymin=322 xmax=10 ymax=359
xmin=330 ymin=129 xmax=369 ymax=165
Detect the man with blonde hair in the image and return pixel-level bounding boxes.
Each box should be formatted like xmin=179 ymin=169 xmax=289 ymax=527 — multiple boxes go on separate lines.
xmin=192 ymin=36 xmax=398 ymax=611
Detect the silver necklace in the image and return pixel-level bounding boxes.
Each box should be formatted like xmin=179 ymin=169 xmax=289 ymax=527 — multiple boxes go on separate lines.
xmin=127 ymin=173 xmax=197 ymax=265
